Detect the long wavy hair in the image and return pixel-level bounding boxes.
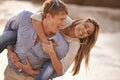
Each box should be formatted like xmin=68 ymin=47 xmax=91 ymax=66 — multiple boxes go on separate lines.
xmin=70 ymin=17 xmax=100 ymax=75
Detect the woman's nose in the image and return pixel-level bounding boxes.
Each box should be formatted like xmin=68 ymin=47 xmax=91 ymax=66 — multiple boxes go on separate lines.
xmin=83 ymin=29 xmax=87 ymax=34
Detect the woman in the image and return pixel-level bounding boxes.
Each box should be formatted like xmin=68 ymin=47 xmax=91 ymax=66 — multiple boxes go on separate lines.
xmin=32 ymin=17 xmax=99 ymax=80
xmin=1 ymin=16 xmax=99 ymax=80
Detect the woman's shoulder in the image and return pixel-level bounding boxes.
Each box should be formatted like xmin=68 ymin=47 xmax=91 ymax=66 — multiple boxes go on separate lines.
xmin=31 ymin=12 xmax=42 ymax=21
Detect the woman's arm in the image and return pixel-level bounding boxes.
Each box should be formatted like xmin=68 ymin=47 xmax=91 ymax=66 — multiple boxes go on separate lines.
xmin=42 ymin=41 xmax=63 ymax=75
xmin=31 ymin=19 xmax=49 ymax=44
xmin=32 ymin=18 xmax=62 ymax=75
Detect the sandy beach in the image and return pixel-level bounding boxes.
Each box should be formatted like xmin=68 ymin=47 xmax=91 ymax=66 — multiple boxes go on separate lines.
xmin=0 ymin=1 xmax=120 ymax=80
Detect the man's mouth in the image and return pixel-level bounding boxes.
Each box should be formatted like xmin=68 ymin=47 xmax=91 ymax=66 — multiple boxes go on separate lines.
xmin=57 ymin=26 xmax=61 ymax=30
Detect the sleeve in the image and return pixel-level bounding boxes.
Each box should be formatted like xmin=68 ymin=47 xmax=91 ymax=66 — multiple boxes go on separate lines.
xmin=4 ymin=10 xmax=31 ymax=32
xmin=4 ymin=16 xmax=19 ymax=31
xmin=30 ymin=12 xmax=73 ymax=29
xmin=31 ymin=12 xmax=42 ymax=21
xmin=60 ymin=16 xmax=73 ymax=29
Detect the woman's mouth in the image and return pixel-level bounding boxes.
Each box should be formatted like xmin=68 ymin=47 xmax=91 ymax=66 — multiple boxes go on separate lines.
xmin=79 ymin=30 xmax=83 ymax=36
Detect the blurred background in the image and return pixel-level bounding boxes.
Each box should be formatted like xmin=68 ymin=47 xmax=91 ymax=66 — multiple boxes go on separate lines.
xmin=0 ymin=0 xmax=120 ymax=80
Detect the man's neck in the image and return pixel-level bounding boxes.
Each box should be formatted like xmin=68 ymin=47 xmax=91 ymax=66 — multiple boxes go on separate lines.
xmin=42 ymin=20 xmax=56 ymax=38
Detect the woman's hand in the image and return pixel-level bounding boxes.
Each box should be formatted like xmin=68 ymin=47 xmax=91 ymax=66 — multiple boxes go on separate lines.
xmin=42 ymin=41 xmax=55 ymax=55
xmin=42 ymin=41 xmax=63 ymax=75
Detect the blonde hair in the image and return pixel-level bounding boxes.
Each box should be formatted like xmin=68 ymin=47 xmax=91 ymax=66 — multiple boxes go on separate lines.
xmin=71 ymin=17 xmax=99 ymax=75
xmin=41 ymin=0 xmax=68 ymax=19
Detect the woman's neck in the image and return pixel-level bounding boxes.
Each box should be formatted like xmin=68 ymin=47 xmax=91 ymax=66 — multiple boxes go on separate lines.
xmin=61 ymin=27 xmax=76 ymax=38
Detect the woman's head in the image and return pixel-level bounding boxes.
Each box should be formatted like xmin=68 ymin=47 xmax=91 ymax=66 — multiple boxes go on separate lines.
xmin=71 ymin=17 xmax=99 ymax=75
xmin=70 ymin=17 xmax=99 ymax=39
xmin=41 ymin=0 xmax=68 ymax=19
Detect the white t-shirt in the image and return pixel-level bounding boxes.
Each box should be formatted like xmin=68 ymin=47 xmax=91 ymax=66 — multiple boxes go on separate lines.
xmin=31 ymin=12 xmax=73 ymax=29
xmin=31 ymin=13 xmax=80 ymax=74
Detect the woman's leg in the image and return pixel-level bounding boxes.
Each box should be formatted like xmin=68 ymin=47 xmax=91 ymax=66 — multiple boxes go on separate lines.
xmin=35 ymin=60 xmax=54 ymax=80
xmin=0 ymin=31 xmax=17 ymax=53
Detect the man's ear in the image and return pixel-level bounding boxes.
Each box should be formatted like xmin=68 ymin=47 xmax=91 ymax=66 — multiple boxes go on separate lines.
xmin=46 ymin=13 xmax=52 ymax=19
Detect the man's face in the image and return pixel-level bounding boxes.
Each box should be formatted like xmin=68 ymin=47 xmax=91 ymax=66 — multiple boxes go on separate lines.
xmin=47 ymin=11 xmax=67 ymax=34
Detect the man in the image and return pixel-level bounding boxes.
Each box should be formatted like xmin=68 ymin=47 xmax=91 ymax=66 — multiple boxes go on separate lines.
xmin=4 ymin=0 xmax=69 ymax=80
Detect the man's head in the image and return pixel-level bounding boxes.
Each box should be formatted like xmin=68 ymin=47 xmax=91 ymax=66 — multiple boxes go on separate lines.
xmin=41 ymin=0 xmax=68 ymax=19
xmin=41 ymin=0 xmax=68 ymax=36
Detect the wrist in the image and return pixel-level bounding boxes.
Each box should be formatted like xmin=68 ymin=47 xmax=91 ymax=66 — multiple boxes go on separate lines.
xmin=43 ymin=41 xmax=50 ymax=44
xmin=29 ymin=70 xmax=39 ymax=77
xmin=29 ymin=69 xmax=34 ymax=75
xmin=49 ymin=51 xmax=57 ymax=58
xmin=22 ymin=66 xmax=32 ymax=73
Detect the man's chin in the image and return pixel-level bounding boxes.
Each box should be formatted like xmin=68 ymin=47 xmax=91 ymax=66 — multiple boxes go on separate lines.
xmin=49 ymin=32 xmax=56 ymax=37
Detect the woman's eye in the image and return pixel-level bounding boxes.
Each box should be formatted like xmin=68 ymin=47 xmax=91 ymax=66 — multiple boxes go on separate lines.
xmin=87 ymin=31 xmax=91 ymax=35
xmin=84 ymin=24 xmax=87 ymax=29
xmin=84 ymin=24 xmax=89 ymax=29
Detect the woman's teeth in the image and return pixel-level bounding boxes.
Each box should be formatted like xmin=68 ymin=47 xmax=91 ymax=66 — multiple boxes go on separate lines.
xmin=79 ymin=30 xmax=83 ymax=35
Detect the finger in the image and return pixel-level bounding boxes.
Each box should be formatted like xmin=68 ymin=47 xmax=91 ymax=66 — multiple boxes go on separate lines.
xmin=25 ymin=57 xmax=31 ymax=65
xmin=15 ymin=62 xmax=23 ymax=69
xmin=13 ymin=55 xmax=19 ymax=61
xmin=49 ymin=41 xmax=53 ymax=46
xmin=9 ymin=52 xmax=19 ymax=61
xmin=42 ymin=43 xmax=50 ymax=48
xmin=44 ymin=41 xmax=50 ymax=45
xmin=52 ymin=42 xmax=59 ymax=46
xmin=9 ymin=56 xmax=17 ymax=63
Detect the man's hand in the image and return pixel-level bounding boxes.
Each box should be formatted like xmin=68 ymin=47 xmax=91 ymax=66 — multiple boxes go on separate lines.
xmin=7 ymin=48 xmax=19 ymax=64
xmin=9 ymin=55 xmax=39 ymax=76
xmin=7 ymin=48 xmax=40 ymax=76
xmin=21 ymin=58 xmax=40 ymax=77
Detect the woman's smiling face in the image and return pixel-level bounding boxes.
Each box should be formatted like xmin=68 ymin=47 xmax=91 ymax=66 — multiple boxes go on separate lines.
xmin=74 ymin=21 xmax=95 ymax=39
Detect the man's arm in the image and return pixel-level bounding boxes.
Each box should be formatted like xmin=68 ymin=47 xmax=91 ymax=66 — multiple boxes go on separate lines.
xmin=7 ymin=48 xmax=40 ymax=77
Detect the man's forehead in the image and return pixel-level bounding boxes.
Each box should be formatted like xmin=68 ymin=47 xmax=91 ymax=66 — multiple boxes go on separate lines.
xmin=57 ymin=11 xmax=68 ymax=15
xmin=54 ymin=12 xmax=67 ymax=18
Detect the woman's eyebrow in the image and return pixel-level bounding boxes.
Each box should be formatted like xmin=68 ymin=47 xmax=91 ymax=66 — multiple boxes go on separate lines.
xmin=86 ymin=23 xmax=89 ymax=28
